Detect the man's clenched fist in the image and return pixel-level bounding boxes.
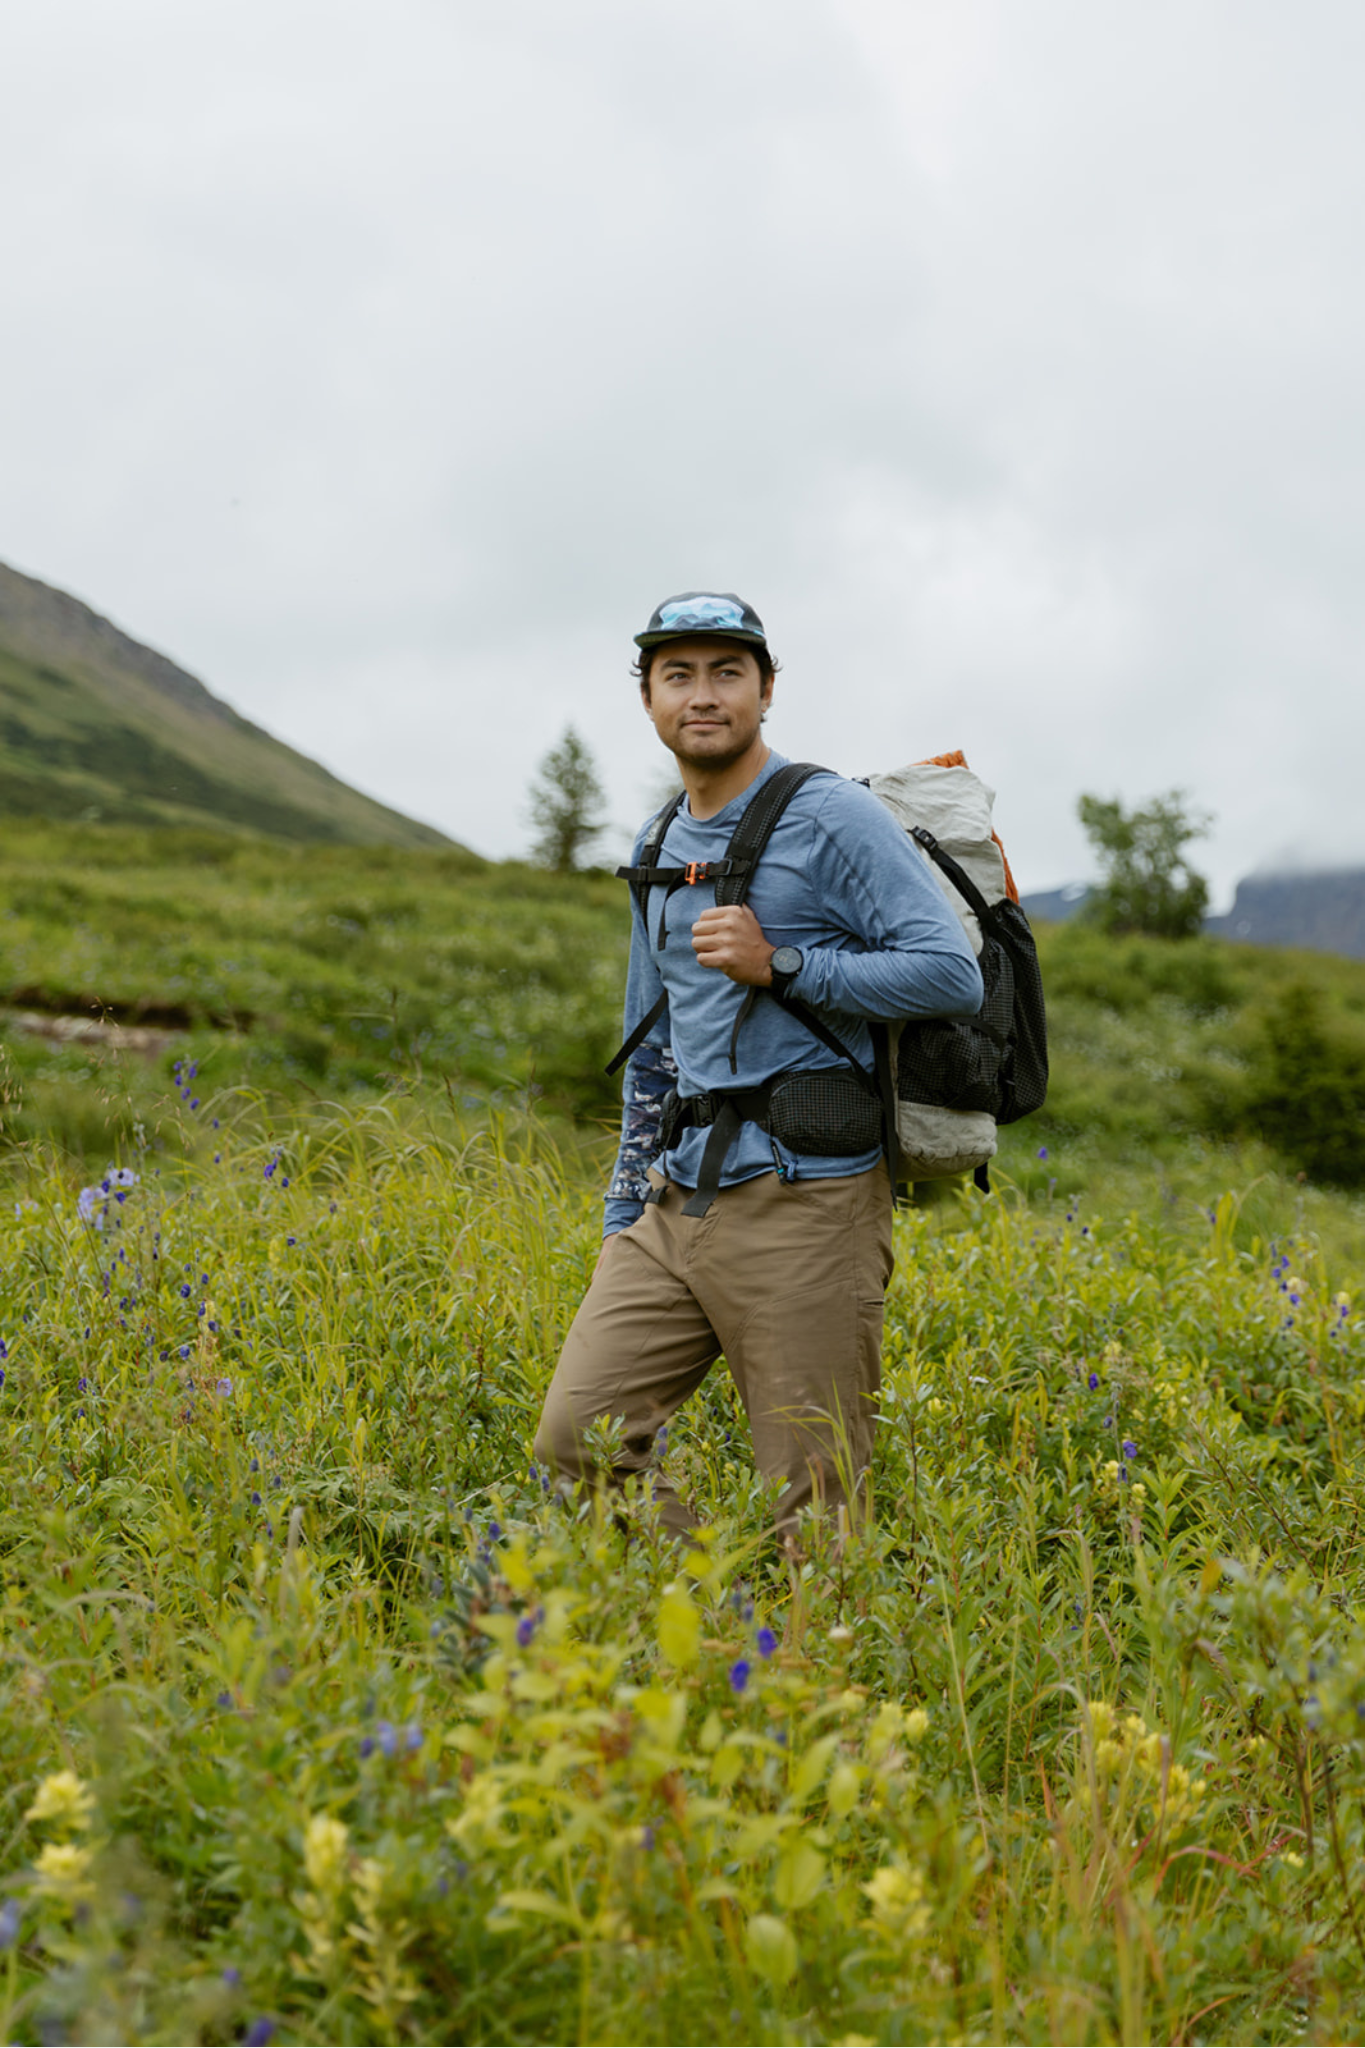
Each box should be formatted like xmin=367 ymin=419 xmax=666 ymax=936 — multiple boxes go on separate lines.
xmin=690 ymin=904 xmax=775 ymax=986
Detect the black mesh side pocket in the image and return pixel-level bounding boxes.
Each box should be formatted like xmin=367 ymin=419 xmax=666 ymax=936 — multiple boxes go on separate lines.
xmin=990 ymin=898 xmax=1048 ymax=1122
xmin=766 ymin=1071 xmax=883 ymax=1155
xmin=898 ymin=941 xmax=1013 ymax=1112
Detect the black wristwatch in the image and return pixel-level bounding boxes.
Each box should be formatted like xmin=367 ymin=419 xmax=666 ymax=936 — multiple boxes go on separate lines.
xmin=768 ymin=945 xmax=803 ymax=1000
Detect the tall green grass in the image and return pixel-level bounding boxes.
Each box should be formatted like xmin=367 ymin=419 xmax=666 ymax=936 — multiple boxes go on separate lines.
xmin=1 ymin=1070 xmax=1364 ymax=2043
xmin=4 ymin=820 xmax=1365 ymax=2040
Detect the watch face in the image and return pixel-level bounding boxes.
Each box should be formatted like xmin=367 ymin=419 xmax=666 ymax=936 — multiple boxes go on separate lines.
xmin=771 ymin=946 xmax=802 ymax=976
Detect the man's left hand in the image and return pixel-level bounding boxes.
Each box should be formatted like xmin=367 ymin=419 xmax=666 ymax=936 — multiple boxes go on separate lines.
xmin=691 ymin=904 xmax=774 ymax=985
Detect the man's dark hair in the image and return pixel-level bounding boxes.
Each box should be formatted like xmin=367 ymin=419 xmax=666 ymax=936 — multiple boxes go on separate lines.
xmin=633 ymin=640 xmax=780 ymax=697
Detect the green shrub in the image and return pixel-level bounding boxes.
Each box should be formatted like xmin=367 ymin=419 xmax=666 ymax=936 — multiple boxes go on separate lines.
xmin=1240 ymin=979 xmax=1365 ymax=1186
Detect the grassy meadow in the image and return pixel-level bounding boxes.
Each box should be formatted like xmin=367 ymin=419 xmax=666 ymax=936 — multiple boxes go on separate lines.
xmin=2 ymin=820 xmax=1365 ymax=2044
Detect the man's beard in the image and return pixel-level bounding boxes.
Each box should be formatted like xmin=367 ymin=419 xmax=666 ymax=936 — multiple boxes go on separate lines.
xmin=670 ymin=720 xmax=761 ymax=772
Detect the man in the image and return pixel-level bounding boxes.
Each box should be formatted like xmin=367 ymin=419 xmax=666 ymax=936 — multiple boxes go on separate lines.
xmin=533 ymin=591 xmax=983 ymax=1540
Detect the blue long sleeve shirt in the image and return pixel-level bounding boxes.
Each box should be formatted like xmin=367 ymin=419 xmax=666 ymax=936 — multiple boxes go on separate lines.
xmin=604 ymin=752 xmax=985 ymax=1233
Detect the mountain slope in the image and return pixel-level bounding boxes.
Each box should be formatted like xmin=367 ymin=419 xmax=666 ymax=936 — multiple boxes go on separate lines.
xmin=1023 ymin=872 xmax=1365 ymax=962
xmin=1204 ymin=869 xmax=1365 ymax=959
xmin=0 ymin=560 xmax=454 ymax=848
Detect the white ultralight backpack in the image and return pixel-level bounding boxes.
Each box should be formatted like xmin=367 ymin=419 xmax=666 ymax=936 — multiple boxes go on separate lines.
xmin=866 ymin=757 xmax=1023 ymax=1181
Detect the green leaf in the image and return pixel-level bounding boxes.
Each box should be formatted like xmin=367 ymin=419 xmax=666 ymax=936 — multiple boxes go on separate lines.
xmin=773 ymin=1841 xmax=825 ymax=1911
xmin=745 ymin=1912 xmax=799 ymax=1988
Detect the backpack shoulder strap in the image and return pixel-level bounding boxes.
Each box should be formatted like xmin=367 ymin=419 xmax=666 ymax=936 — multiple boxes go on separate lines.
xmin=615 ymin=790 xmax=687 ymax=920
xmin=714 ymin=762 xmax=832 ymax=906
xmin=605 ymin=795 xmax=688 ymax=1076
xmin=606 ymin=764 xmax=833 ymax=1079
xmin=908 ymin=825 xmax=994 ymax=925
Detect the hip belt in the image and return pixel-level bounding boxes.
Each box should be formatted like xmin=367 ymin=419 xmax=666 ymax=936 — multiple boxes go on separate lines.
xmin=658 ymin=1067 xmax=883 ymax=1217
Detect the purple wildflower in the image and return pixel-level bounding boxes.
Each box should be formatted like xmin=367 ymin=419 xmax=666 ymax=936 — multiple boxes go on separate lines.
xmin=1087 ymin=1372 xmax=1100 ymax=1391
xmin=756 ymin=1626 xmax=777 ymax=1658
xmin=1122 ymin=1438 xmax=1137 ymax=1459
xmin=729 ymin=1659 xmax=751 ymax=1694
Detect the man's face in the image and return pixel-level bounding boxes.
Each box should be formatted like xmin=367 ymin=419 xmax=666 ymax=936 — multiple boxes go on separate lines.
xmin=641 ymin=637 xmax=772 ymax=769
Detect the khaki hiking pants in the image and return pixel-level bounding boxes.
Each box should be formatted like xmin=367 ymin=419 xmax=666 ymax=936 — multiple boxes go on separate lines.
xmin=534 ymin=1162 xmax=894 ymax=1540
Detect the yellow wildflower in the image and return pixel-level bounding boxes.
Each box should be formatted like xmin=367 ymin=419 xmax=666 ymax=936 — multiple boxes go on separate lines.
xmin=26 ymin=1769 xmax=95 ymax=1832
xmin=34 ymin=1840 xmax=96 ymax=1902
xmin=1086 ymin=1700 xmax=1116 ymax=1742
xmin=868 ymin=1702 xmax=905 ymax=1760
xmin=303 ymin=1813 xmax=350 ymax=1896
xmin=862 ymin=1864 xmax=930 ymax=1939
xmin=1160 ymin=1762 xmax=1206 ymax=1829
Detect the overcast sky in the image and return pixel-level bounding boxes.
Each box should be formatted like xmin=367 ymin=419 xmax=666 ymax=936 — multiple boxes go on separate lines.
xmin=3 ymin=0 xmax=1364 ymax=900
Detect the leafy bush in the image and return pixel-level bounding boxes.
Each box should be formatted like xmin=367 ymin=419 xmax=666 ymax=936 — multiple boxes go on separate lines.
xmin=1240 ymin=979 xmax=1365 ymax=1185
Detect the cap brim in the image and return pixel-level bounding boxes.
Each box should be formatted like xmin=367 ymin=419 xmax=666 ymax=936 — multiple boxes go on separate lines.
xmin=634 ymin=627 xmax=767 ymax=650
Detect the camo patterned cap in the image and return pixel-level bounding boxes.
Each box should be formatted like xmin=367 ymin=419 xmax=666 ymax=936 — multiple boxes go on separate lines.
xmin=634 ymin=591 xmax=767 ymax=650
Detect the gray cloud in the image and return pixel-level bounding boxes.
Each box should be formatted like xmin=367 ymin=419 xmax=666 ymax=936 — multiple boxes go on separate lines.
xmin=2 ymin=0 xmax=1363 ymax=900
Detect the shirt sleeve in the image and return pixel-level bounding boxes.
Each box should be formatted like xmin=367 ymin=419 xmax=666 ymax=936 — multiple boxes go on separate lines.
xmin=602 ymin=883 xmax=675 ymax=1235
xmin=786 ymin=779 xmax=985 ymax=1021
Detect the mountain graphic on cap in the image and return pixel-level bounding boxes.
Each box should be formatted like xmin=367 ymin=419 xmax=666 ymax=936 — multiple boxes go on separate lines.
xmin=635 ymin=590 xmax=767 ymax=649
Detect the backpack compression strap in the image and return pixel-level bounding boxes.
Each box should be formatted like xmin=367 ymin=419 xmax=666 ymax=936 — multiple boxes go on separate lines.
xmin=909 ymin=826 xmax=999 ymax=1195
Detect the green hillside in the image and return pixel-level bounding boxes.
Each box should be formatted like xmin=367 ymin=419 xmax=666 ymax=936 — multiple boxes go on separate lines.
xmin=0 ymin=560 xmax=455 ymax=847
xmin=2 ymin=817 xmax=1364 ymax=1219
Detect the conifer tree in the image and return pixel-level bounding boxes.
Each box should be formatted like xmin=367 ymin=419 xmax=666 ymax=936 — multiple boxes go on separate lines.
xmin=527 ymin=725 xmax=608 ymax=872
